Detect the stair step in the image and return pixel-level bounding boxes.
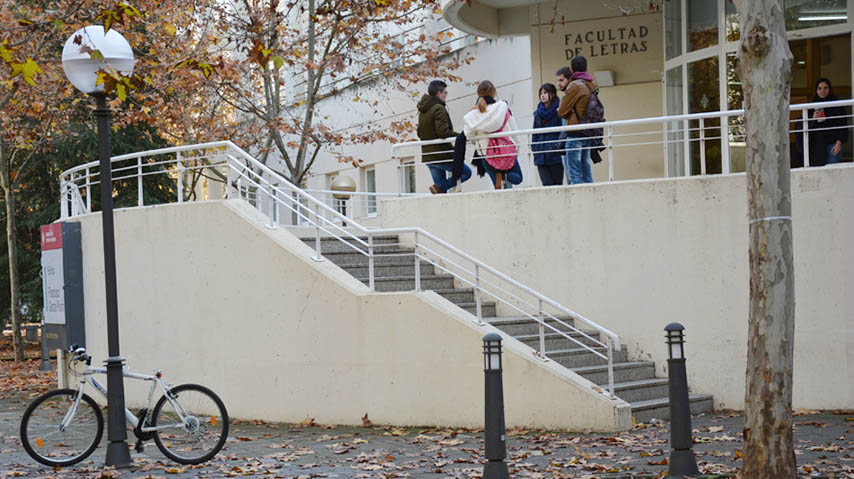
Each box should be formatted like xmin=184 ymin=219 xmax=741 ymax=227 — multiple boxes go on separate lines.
xmin=323 ymin=249 xmax=416 ymax=265
xmin=432 ymin=288 xmax=476 ymax=303
xmin=456 ymin=302 xmax=497 ymax=317
xmin=572 ymin=361 xmax=657 ymax=384
xmin=631 ymin=394 xmax=715 ymax=424
xmin=356 ymin=275 xmax=456 ymax=292
xmin=485 ymin=316 xmax=577 ymax=336
xmin=340 ymin=263 xmax=435 ymax=278
xmin=515 ymin=331 xmax=603 ymax=349
xmin=605 ymin=378 xmax=670 ymax=403
xmin=547 ymin=346 xmax=629 ymax=368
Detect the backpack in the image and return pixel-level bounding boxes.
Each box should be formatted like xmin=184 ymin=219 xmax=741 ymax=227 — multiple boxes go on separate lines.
xmin=573 ymin=82 xmax=606 ymax=138
xmin=485 ymin=111 xmax=517 ymax=171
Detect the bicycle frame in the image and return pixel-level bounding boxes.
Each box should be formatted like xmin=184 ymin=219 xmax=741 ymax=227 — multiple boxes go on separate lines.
xmin=63 ymin=365 xmax=190 ymax=435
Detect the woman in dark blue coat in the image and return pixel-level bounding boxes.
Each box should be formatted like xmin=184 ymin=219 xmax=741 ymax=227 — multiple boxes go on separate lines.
xmin=531 ymin=83 xmax=564 ymax=185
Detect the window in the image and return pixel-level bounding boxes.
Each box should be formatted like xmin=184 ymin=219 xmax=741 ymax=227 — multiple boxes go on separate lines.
xmin=665 ymin=66 xmax=685 ymax=176
xmin=365 ymin=168 xmax=377 ymax=215
xmin=688 ymin=57 xmax=722 ymax=174
xmin=665 ymin=0 xmax=682 ymax=60
xmin=785 ymin=0 xmax=847 ymax=31
xmin=402 ymin=160 xmax=416 ymax=194
xmin=687 ymin=0 xmax=718 ymax=51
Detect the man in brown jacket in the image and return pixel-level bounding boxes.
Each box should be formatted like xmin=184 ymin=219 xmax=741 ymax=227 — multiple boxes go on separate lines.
xmin=417 ymin=80 xmax=471 ymax=194
xmin=556 ymin=56 xmax=595 ymax=184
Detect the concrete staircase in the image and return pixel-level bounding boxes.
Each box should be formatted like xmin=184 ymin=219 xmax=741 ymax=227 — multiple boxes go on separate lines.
xmin=303 ymin=234 xmax=713 ymax=423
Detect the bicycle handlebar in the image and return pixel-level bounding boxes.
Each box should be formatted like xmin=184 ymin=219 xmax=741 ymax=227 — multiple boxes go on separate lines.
xmin=68 ymin=345 xmax=92 ymax=366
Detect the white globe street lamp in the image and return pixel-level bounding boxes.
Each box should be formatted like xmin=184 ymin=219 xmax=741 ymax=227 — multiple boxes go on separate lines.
xmin=61 ymin=25 xmax=134 ymax=468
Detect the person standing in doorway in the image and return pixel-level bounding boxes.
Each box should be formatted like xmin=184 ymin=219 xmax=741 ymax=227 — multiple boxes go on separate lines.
xmin=417 ymin=80 xmax=472 ymax=193
xmin=531 ymin=83 xmax=564 ymax=186
xmin=808 ymin=77 xmax=849 ymax=166
xmin=556 ymin=56 xmax=595 ymax=184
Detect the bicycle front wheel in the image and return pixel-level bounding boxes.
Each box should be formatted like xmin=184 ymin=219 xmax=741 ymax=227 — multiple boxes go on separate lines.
xmin=20 ymin=388 xmax=104 ymax=467
xmin=151 ymin=384 xmax=229 ymax=464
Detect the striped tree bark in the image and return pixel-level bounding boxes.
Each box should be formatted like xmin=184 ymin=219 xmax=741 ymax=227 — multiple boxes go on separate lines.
xmin=733 ymin=1 xmax=796 ymax=477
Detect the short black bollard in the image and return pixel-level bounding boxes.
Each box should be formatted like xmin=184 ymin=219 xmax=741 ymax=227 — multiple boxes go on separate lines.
xmin=482 ymin=333 xmax=509 ymax=479
xmin=665 ymin=323 xmax=699 ymax=478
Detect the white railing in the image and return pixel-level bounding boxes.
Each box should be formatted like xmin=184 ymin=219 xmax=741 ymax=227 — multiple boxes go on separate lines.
xmin=59 ymin=141 xmax=622 ymax=397
xmin=390 ymin=99 xmax=854 ymax=185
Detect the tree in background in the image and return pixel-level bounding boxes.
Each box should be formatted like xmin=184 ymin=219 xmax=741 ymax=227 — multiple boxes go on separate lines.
xmin=733 ymin=0 xmax=796 ymax=476
xmin=184 ymin=0 xmax=470 ymax=185
xmin=0 ymin=1 xmax=217 ymax=360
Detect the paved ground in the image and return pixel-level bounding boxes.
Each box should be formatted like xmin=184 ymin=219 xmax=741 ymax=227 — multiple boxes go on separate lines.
xmin=0 ymin=360 xmax=852 ymax=478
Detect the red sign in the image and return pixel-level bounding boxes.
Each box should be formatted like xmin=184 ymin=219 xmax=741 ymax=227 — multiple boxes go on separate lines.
xmin=40 ymin=224 xmax=63 ymax=251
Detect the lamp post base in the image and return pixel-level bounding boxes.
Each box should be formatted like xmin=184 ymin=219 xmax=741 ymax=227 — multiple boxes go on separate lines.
xmin=484 ymin=460 xmax=509 ymax=479
xmin=105 ymin=440 xmax=132 ymax=467
xmin=668 ymin=448 xmax=699 ymax=478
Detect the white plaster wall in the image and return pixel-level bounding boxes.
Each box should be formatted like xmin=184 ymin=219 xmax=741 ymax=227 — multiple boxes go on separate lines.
xmin=295 ymin=35 xmax=535 ymax=203
xmin=378 ymin=165 xmax=854 ymax=411
xmin=75 ymin=200 xmax=629 ymax=430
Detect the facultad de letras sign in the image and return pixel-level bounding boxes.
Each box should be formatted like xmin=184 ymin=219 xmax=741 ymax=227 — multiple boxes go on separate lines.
xmin=564 ymin=26 xmax=650 ymax=59
xmin=539 ymin=13 xmax=662 ymax=85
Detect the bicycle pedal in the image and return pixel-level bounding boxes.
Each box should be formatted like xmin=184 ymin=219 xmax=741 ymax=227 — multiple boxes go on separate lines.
xmin=134 ymin=439 xmax=144 ymax=453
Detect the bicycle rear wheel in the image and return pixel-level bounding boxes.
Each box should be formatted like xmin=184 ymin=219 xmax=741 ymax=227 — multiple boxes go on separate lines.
xmin=20 ymin=389 xmax=104 ymax=467
xmin=151 ymin=383 xmax=228 ymax=464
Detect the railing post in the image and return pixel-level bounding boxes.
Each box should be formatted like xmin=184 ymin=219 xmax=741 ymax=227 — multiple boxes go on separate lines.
xmin=802 ymin=109 xmax=811 ymax=167
xmin=226 ymin=160 xmax=237 ymax=199
xmin=236 ymin=178 xmax=242 ymax=200
xmin=607 ymin=126 xmax=614 ymax=182
xmin=538 ymin=299 xmax=546 ymax=360
xmin=85 ymin=168 xmax=92 ymax=212
xmin=312 ymin=203 xmax=323 ymax=262
xmin=682 ymin=119 xmax=691 ymax=176
xmin=60 ymin=180 xmax=68 ymax=219
xmin=414 ymin=231 xmax=421 ymax=291
xmin=475 ymin=264 xmax=483 ymax=324
xmin=368 ymin=234 xmax=375 ymax=291
xmin=137 ymin=157 xmax=143 ymax=206
xmin=721 ymin=115 xmax=731 ymax=174
xmin=699 ymin=118 xmax=707 ymax=175
xmin=266 ymin=185 xmax=278 ymax=229
xmin=176 ymin=151 xmax=183 ymax=202
xmin=607 ymin=337 xmax=615 ymax=397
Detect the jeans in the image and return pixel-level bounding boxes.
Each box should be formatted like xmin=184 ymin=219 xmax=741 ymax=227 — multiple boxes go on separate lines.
xmin=537 ymin=164 xmax=564 ymax=186
xmin=827 ymin=143 xmax=843 ymax=164
xmin=483 ymin=159 xmax=523 ymax=187
xmin=427 ymin=163 xmax=472 ymax=192
xmin=564 ymin=137 xmax=593 ymax=184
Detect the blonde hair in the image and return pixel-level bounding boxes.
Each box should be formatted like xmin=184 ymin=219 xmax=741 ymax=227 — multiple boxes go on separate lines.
xmin=475 ymin=80 xmax=498 ymax=113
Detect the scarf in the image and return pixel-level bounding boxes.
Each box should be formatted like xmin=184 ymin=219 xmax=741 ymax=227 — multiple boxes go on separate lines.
xmin=535 ymin=101 xmax=559 ymax=126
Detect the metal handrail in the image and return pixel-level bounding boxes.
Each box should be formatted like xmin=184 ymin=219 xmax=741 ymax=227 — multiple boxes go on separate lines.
xmin=391 ymin=98 xmax=854 ymax=180
xmin=59 ymin=140 xmax=623 ymax=397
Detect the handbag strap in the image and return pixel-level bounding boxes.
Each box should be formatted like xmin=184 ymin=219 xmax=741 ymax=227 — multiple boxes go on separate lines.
xmin=491 ymin=109 xmax=511 ymax=134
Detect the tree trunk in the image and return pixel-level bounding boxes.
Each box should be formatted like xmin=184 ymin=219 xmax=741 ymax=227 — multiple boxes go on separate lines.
xmin=0 ymin=141 xmax=25 ymax=361
xmin=734 ymin=1 xmax=796 ymax=477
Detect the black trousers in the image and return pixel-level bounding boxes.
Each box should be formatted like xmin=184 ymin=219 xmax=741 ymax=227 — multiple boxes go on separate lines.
xmin=537 ymin=164 xmax=564 ymax=186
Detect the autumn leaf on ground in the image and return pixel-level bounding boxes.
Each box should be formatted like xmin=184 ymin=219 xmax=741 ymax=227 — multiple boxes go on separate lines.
xmin=361 ymin=412 xmax=372 ymax=427
xmin=299 ymin=417 xmax=317 ymax=427
xmin=648 ymin=457 xmax=668 ymax=465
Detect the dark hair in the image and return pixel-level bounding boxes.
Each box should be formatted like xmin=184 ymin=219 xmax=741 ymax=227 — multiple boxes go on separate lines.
xmin=539 ymin=83 xmax=557 ymax=104
xmin=555 ymin=66 xmax=572 ymax=80
xmin=815 ymin=77 xmax=832 ymax=91
xmin=428 ymin=80 xmax=447 ymax=97
xmin=570 ymin=55 xmax=587 ymax=73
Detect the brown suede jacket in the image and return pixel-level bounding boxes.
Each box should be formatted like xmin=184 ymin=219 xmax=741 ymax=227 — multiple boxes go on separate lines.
xmin=557 ymin=79 xmax=593 ymax=126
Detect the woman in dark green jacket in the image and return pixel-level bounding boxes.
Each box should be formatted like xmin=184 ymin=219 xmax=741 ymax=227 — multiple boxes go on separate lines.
xmin=417 ymin=80 xmax=472 ymax=193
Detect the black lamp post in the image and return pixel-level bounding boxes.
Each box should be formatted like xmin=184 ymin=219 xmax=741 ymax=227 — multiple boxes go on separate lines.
xmin=665 ymin=322 xmax=699 ymax=478
xmin=62 ymin=25 xmax=134 ymax=468
xmin=482 ymin=333 xmax=509 ymax=479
